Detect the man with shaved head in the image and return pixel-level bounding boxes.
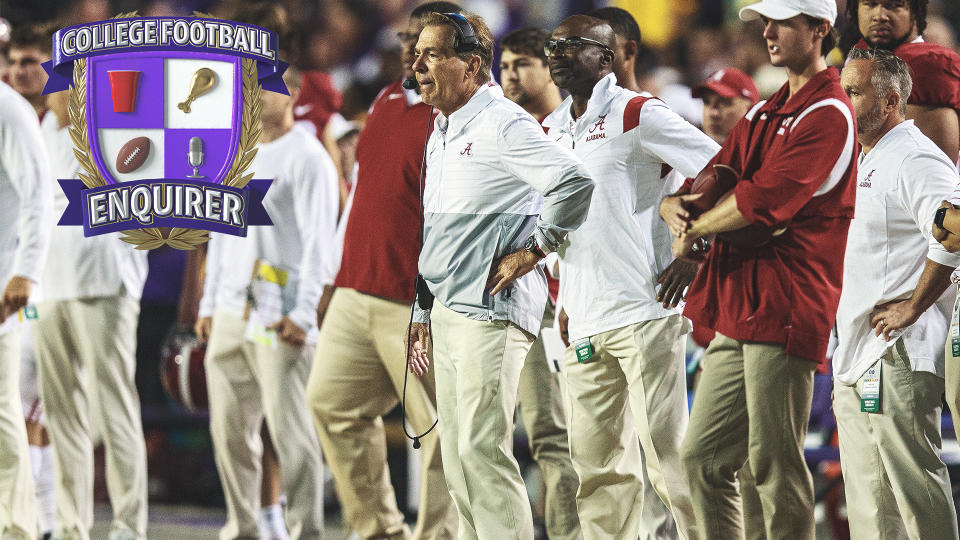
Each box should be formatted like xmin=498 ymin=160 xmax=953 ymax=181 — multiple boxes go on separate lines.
xmin=544 ymin=14 xmax=718 ymax=539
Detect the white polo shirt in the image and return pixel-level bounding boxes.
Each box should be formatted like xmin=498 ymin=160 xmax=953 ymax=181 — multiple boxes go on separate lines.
xmin=36 ymin=112 xmax=148 ymax=304
xmin=834 ymin=120 xmax=960 ymax=384
xmin=199 ymin=125 xmax=339 ymax=336
xmin=542 ymin=74 xmax=720 ymax=341
xmin=0 ymin=82 xmax=52 ymax=334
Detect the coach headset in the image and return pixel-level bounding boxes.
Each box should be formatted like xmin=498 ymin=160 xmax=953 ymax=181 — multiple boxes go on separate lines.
xmin=402 ymin=12 xmax=480 ymax=89
xmin=402 ymin=12 xmax=480 ymax=449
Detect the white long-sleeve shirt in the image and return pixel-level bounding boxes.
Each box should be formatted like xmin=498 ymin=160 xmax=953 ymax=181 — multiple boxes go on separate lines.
xmin=198 ymin=125 xmax=339 ymax=335
xmin=36 ymin=112 xmax=148 ymax=303
xmin=834 ymin=120 xmax=960 ymax=384
xmin=0 ymin=82 xmax=52 ymax=333
xmin=542 ymin=74 xmax=720 ymax=341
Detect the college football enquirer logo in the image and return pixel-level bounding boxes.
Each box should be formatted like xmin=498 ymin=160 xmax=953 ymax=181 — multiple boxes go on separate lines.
xmin=42 ymin=12 xmax=284 ymax=250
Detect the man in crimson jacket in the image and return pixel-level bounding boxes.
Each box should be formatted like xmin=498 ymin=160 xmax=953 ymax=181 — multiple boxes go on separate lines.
xmin=660 ymin=0 xmax=857 ymax=538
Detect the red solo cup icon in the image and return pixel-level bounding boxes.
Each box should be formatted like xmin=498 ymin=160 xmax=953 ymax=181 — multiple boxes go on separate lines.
xmin=108 ymin=70 xmax=140 ymax=113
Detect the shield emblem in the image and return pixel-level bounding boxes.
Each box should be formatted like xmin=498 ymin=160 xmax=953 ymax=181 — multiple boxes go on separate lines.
xmin=86 ymin=52 xmax=241 ymax=185
xmin=47 ymin=13 xmax=283 ymax=250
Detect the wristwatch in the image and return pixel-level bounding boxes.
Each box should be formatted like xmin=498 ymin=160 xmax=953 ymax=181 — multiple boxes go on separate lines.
xmin=935 ymin=206 xmax=949 ymax=230
xmin=523 ymin=235 xmax=546 ymax=259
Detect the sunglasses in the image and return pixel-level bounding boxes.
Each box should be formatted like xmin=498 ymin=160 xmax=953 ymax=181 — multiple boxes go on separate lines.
xmin=544 ymin=36 xmax=614 ymax=57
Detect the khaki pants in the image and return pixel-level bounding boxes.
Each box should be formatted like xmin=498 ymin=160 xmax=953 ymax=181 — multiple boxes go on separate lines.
xmin=944 ymin=330 xmax=960 ymax=436
xmin=0 ymin=328 xmax=37 ymax=539
xmin=205 ymin=311 xmax=324 ymax=540
xmin=516 ymin=301 xmax=580 ymax=540
xmin=306 ymin=288 xmax=456 ymax=539
xmin=680 ymin=333 xmax=816 ymax=540
xmin=33 ymin=298 xmax=147 ymax=540
xmin=835 ymin=341 xmax=958 ymax=539
xmin=638 ymin=461 xmax=679 ymax=540
xmin=431 ymin=301 xmax=534 ymax=539
xmin=691 ymin=364 xmax=764 ymax=539
xmin=562 ymin=315 xmax=696 ymax=540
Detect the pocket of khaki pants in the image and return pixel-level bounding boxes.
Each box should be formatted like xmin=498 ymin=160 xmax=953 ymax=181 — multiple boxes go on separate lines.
xmin=891 ymin=339 xmax=909 ymax=369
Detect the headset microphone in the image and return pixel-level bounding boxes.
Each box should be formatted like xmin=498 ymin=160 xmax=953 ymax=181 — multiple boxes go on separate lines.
xmin=402 ymin=77 xmax=418 ymax=90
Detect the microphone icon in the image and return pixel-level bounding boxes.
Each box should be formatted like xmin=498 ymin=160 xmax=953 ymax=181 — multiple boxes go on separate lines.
xmin=187 ymin=136 xmax=205 ymax=178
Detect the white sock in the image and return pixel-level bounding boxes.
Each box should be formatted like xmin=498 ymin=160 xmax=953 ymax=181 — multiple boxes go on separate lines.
xmin=36 ymin=445 xmax=55 ymax=535
xmin=259 ymin=504 xmax=288 ymax=540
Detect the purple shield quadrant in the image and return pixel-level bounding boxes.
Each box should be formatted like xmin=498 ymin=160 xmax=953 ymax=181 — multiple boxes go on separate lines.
xmin=164 ymin=129 xmax=234 ymax=182
xmin=91 ymin=55 xmax=165 ymax=129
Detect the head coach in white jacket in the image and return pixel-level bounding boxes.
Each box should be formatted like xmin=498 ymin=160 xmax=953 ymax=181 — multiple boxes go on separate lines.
xmin=404 ymin=11 xmax=594 ymax=539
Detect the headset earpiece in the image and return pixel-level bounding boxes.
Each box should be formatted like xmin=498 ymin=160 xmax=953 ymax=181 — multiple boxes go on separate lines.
xmin=441 ymin=12 xmax=479 ymax=53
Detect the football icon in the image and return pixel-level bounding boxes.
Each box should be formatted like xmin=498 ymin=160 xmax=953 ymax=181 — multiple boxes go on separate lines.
xmin=116 ymin=136 xmax=151 ymax=174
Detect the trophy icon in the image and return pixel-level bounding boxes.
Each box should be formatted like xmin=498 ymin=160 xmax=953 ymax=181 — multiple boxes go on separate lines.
xmin=178 ymin=68 xmax=217 ymax=114
xmin=187 ymin=137 xmax=205 ymax=178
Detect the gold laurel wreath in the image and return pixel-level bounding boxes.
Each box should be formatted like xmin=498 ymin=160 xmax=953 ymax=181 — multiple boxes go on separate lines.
xmin=68 ymin=11 xmax=262 ymax=250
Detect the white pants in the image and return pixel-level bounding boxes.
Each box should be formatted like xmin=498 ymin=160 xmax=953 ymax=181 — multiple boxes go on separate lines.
xmin=205 ymin=311 xmax=324 ymax=540
xmin=431 ymin=301 xmax=535 ymax=540
xmin=0 ymin=328 xmax=37 ymax=539
xmin=33 ymin=297 xmax=147 ymax=540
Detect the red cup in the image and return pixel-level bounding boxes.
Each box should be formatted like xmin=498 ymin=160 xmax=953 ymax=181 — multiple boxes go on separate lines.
xmin=108 ymin=70 xmax=140 ymax=113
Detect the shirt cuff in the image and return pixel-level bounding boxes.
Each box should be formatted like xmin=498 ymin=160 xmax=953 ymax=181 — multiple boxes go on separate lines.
xmin=288 ymin=306 xmax=316 ymax=334
xmin=533 ymin=229 xmax=557 ymax=255
xmin=198 ymin=297 xmax=215 ymax=319
xmin=413 ymin=306 xmax=431 ymax=324
xmin=927 ymin=248 xmax=960 ymax=269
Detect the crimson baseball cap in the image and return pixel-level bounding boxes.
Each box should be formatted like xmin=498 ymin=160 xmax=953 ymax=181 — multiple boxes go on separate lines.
xmin=739 ymin=0 xmax=837 ymax=23
xmin=693 ymin=68 xmax=760 ymax=104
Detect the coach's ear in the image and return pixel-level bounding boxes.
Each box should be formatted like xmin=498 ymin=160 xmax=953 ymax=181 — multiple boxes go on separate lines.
xmin=623 ymin=38 xmax=639 ymax=65
xmin=885 ymin=89 xmax=901 ymax=115
xmin=599 ymin=47 xmax=614 ymax=69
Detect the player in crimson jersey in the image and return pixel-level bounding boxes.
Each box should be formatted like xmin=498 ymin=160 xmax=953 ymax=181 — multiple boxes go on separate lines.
xmin=848 ymin=0 xmax=960 ymax=162
xmin=662 ymin=0 xmax=857 ymax=537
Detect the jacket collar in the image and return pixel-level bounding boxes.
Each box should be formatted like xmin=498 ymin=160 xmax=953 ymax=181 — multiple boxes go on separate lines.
xmin=761 ymin=67 xmax=840 ymax=116
xmin=436 ymin=84 xmax=494 ymax=138
xmin=542 ymin=72 xmax=620 ymax=131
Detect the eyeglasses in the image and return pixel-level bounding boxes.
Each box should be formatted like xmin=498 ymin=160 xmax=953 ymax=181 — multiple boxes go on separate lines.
xmin=544 ymin=36 xmax=614 ymax=57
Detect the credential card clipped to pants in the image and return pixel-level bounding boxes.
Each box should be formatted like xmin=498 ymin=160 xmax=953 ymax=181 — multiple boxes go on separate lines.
xmin=860 ymin=360 xmax=881 ymax=413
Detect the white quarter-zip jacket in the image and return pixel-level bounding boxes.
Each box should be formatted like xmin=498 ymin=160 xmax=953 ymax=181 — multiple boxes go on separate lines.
xmin=543 ymin=74 xmax=720 ymax=341
xmin=416 ymin=85 xmax=594 ymax=335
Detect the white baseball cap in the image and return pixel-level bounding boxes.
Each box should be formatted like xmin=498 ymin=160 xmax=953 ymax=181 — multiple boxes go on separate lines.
xmin=739 ymin=0 xmax=837 ymax=24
